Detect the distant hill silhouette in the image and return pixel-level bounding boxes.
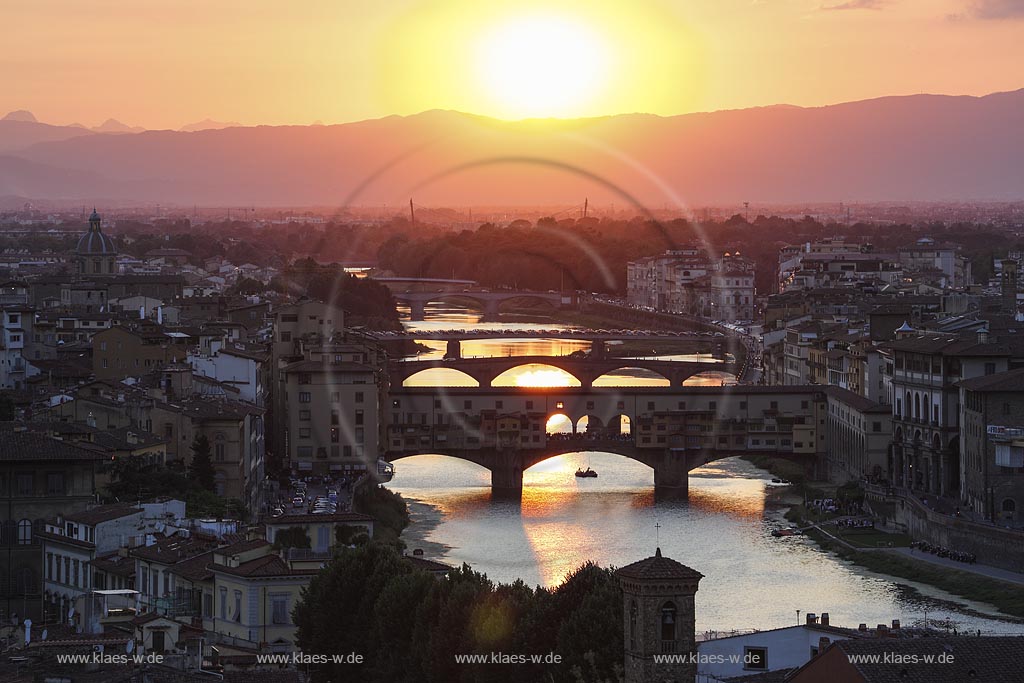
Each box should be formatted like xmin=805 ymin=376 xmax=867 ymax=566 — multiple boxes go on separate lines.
xmin=3 ymin=89 xmax=1024 ymax=205
xmin=90 ymin=118 xmax=146 ymax=134
xmin=179 ymin=118 xmax=243 ymax=132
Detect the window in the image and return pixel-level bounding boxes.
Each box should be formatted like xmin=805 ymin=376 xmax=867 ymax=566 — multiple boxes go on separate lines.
xmin=203 ymin=593 xmax=213 ymax=618
xmin=660 ymin=601 xmax=677 ymax=648
xmin=298 ymin=392 xmax=312 ymax=403
xmin=272 ymin=595 xmax=290 ymax=624
xmin=47 ymin=472 xmax=65 ymax=495
xmin=234 ymin=590 xmax=242 ymax=622
xmin=16 ymin=473 xmax=32 ymax=496
xmin=526 ymin=401 xmax=534 ymax=410
xmin=464 ymin=400 xmax=473 ymax=410
xmin=985 ymin=362 xmax=996 ymax=375
xmin=299 ymin=428 xmax=311 ymax=438
xmin=496 ymin=401 xmax=504 ymax=409
xmin=355 ymin=410 xmax=364 ymax=425
xmin=744 ymin=647 xmax=767 ymax=671
xmin=299 ymin=410 xmax=311 ymax=421
xmin=330 ymin=392 xmax=340 ymax=402
xmin=17 ymin=519 xmax=32 ymax=544
xmin=220 ymin=587 xmax=227 ymax=619
xmin=872 ymin=421 xmax=882 ymax=433
xmin=331 ymin=428 xmax=339 ymax=443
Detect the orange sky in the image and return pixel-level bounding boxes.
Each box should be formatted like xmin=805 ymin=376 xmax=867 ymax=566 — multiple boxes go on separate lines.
xmin=2 ymin=0 xmax=1023 ymax=129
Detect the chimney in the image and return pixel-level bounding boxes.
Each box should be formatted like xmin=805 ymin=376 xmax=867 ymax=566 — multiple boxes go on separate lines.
xmin=877 ymin=624 xmax=889 ymax=636
xmin=806 ymin=613 xmax=818 ymax=625
xmin=859 ymin=623 xmax=868 ymax=632
xmin=818 ymin=637 xmax=831 ymax=653
xmin=820 ymin=613 xmax=829 ymax=627
xmin=892 ymin=619 xmax=900 ymax=630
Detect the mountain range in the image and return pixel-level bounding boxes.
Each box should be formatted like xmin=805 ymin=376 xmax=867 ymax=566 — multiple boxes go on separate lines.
xmin=1 ymin=89 xmax=1023 ymax=207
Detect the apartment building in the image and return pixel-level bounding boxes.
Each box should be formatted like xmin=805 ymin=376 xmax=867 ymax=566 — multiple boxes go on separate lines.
xmin=959 ymin=367 xmax=1024 ymax=523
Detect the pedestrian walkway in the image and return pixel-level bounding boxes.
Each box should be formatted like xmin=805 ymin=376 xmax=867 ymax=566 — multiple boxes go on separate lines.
xmin=883 ymin=547 xmax=1024 ymax=586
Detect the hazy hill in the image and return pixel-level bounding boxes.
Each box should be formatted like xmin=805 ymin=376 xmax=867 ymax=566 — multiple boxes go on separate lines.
xmin=5 ymin=89 xmax=1024 ymax=205
xmin=0 ymin=116 xmax=96 ymax=154
xmin=179 ymin=118 xmax=242 ymax=132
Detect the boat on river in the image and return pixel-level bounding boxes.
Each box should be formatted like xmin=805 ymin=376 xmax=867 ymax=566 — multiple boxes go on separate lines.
xmin=575 ymin=467 xmax=598 ymax=478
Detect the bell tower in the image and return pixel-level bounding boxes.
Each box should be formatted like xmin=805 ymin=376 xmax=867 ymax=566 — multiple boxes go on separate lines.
xmin=616 ymin=548 xmax=703 ymax=683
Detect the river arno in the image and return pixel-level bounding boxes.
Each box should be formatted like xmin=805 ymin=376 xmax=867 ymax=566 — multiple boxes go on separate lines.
xmin=387 ymin=304 xmax=1024 ymax=636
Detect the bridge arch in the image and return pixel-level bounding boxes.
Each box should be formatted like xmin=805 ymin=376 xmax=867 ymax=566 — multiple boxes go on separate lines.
xmin=683 ymin=370 xmax=736 ymax=387
xmin=402 ymin=367 xmax=480 ymax=387
xmin=593 ymin=366 xmax=671 ymax=387
xmin=491 ymin=363 xmax=582 ymax=387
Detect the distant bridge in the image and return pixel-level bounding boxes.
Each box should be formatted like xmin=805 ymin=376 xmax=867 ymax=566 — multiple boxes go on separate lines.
xmin=385 ymin=385 xmax=826 ymax=498
xmin=366 ymin=328 xmax=726 ymax=343
xmin=390 ymin=354 xmax=737 ymax=388
xmin=373 ymin=278 xmax=568 ymax=321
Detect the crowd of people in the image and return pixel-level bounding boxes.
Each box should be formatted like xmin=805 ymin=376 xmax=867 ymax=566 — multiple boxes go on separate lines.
xmin=910 ymin=540 xmax=977 ymax=564
xmin=546 ymin=431 xmax=633 ymax=442
xmin=833 ymin=517 xmax=874 ymax=529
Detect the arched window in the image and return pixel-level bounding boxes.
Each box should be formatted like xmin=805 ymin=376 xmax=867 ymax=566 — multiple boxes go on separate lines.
xmin=214 ymin=432 xmax=226 ymax=462
xmin=913 ymin=393 xmax=921 ymax=420
xmin=660 ymin=601 xmax=677 ymax=642
xmin=214 ymin=471 xmax=227 ymax=497
xmin=17 ymin=519 xmax=32 ymax=545
xmin=1002 ymin=499 xmax=1016 ymax=513
xmin=629 ymin=600 xmax=638 ymax=650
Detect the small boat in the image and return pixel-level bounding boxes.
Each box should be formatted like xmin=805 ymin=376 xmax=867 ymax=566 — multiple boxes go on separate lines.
xmin=575 ymin=467 xmax=598 ymax=478
xmin=771 ymin=528 xmax=799 ymax=537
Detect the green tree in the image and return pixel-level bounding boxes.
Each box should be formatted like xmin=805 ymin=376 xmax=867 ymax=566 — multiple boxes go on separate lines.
xmin=189 ymin=435 xmax=216 ymax=492
xmin=273 ymin=526 xmax=312 ymax=550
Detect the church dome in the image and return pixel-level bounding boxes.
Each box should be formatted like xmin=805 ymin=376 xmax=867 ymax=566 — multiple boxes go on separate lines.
xmin=76 ymin=209 xmax=117 ymax=255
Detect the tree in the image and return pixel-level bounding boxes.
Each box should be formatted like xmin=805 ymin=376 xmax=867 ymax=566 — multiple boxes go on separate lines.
xmin=0 ymin=392 xmax=16 ymax=421
xmin=274 ymin=526 xmax=312 ymax=550
xmin=189 ymin=435 xmax=216 ymax=492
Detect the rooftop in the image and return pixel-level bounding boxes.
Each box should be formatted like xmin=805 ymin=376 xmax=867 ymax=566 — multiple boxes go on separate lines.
xmin=615 ymin=547 xmax=704 ymax=582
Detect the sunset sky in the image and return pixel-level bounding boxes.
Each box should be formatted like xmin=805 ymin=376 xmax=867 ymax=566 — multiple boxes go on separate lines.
xmin=3 ymin=0 xmax=1023 ymax=129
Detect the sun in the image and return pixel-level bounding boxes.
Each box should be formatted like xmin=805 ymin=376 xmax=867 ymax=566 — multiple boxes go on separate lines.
xmin=475 ymin=14 xmax=609 ymax=119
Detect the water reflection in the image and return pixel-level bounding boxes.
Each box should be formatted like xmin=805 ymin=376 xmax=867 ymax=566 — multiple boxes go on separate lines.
xmin=388 ymin=303 xmax=1022 ymax=633
xmin=390 ymin=453 xmax=1023 ymax=634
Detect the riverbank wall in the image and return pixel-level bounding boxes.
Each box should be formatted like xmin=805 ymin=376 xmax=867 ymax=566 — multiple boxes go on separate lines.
xmin=865 ymin=485 xmax=1024 ymax=573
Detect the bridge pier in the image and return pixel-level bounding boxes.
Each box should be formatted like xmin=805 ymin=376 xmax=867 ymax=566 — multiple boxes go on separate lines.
xmin=652 ymin=449 xmax=691 ymax=500
xmin=445 ymin=339 xmax=462 ymax=359
xmin=409 ymin=300 xmax=426 ymax=321
xmin=489 ymin=449 xmax=524 ymax=498
xmin=480 ymin=299 xmax=502 ymax=322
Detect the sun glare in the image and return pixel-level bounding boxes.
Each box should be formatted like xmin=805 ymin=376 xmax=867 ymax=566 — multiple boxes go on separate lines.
xmin=475 ymin=14 xmax=609 ymax=119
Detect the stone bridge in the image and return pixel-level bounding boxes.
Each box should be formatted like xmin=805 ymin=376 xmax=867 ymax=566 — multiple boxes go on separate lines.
xmin=384 ymin=386 xmax=827 ymax=498
xmin=390 ymin=355 xmax=738 ymax=388
xmin=389 ymin=289 xmax=565 ymax=321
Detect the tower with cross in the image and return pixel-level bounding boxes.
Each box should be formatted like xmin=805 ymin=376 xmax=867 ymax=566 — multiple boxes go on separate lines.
xmin=616 ymin=546 xmax=703 ymax=683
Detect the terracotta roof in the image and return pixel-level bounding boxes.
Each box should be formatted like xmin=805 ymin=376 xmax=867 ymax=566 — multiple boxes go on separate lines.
xmin=615 ymin=548 xmax=704 ymax=582
xmin=959 ymin=367 xmax=1024 ymax=393
xmin=64 ymin=505 xmax=142 ymax=525
xmin=822 ymin=637 xmax=1024 ymax=683
xmin=131 ymin=534 xmax=219 ymax=564
xmin=168 ymin=550 xmax=215 ymax=583
xmin=0 ymin=430 xmax=109 ymax=462
xmin=37 ymin=529 xmax=95 ymax=549
xmin=212 ymin=553 xmax=318 ymax=578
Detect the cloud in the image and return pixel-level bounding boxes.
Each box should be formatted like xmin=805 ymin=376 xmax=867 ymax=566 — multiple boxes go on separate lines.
xmin=965 ymin=0 xmax=1024 ymax=19
xmin=821 ymin=0 xmax=888 ymax=9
